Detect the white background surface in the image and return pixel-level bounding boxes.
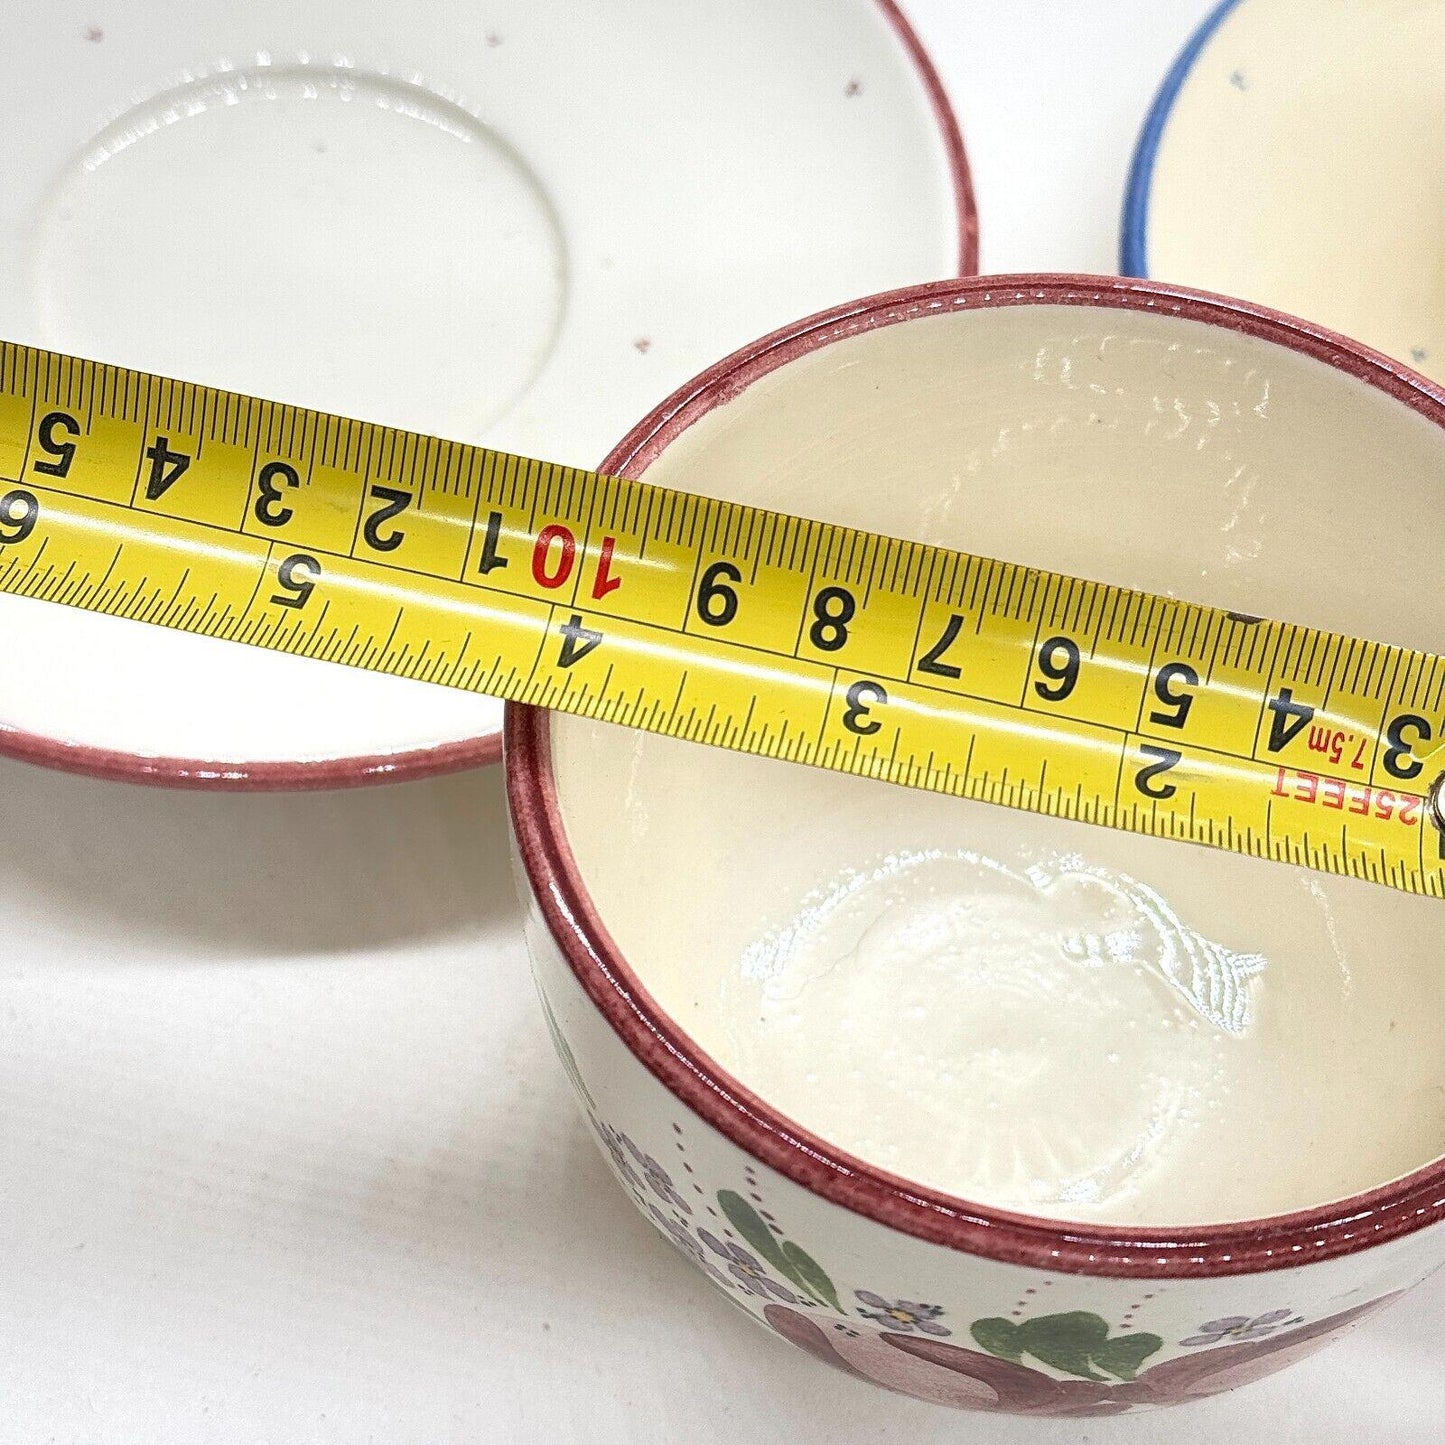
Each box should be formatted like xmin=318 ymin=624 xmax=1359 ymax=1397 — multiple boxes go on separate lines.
xmin=3 ymin=2 xmax=1442 ymax=1442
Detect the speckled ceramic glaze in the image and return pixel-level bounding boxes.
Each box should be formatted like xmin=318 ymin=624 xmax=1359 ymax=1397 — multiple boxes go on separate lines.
xmin=1125 ymin=0 xmax=1445 ymax=386
xmin=507 ymin=276 xmax=1445 ymax=1414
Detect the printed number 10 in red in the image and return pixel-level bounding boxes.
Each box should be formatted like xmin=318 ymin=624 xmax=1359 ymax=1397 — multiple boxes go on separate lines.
xmin=475 ymin=512 xmax=622 ymax=601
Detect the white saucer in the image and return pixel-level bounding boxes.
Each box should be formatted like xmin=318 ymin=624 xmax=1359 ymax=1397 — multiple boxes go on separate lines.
xmin=0 ymin=0 xmax=972 ymax=787
xmin=1125 ymin=0 xmax=1445 ymax=385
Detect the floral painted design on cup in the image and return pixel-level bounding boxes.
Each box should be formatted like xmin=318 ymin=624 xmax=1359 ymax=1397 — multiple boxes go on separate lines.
xmin=1179 ymin=1309 xmax=1304 ymax=1347
xmin=699 ymin=1232 xmax=799 ymax=1304
xmin=855 ymin=1292 xmax=950 ymax=1336
xmin=623 ymin=1136 xmax=693 ymax=1216
xmin=764 ymin=1296 xmax=1397 ymax=1416
xmin=512 ymin=277 xmax=1445 ymax=1412
xmin=564 ymin=1064 xmax=1401 ymax=1416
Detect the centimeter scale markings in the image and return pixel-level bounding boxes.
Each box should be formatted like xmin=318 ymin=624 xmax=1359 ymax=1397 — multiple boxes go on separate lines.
xmin=1 ymin=339 xmax=1444 ymax=896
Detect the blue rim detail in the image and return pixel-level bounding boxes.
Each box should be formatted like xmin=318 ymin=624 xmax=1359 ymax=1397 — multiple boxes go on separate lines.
xmin=1120 ymin=0 xmax=1244 ymax=278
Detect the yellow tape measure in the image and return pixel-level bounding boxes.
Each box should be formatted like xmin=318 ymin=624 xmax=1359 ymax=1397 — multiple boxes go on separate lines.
xmin=1 ymin=339 xmax=1443 ymax=896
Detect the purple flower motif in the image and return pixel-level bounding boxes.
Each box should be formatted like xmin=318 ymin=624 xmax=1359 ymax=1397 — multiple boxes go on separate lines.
xmin=854 ymin=1290 xmax=951 ymax=1336
xmin=1180 ymin=1309 xmax=1303 ymax=1347
xmin=624 ymin=1135 xmax=693 ymax=1215
xmin=699 ymin=1229 xmax=799 ymax=1302
xmin=646 ymin=1206 xmax=731 ymax=1289
xmin=647 ymin=1204 xmax=696 ymax=1255
xmin=595 ymin=1122 xmax=644 ymax=1195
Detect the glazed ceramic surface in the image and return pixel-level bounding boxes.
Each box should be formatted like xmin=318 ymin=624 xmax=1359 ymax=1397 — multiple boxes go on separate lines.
xmin=507 ymin=277 xmax=1445 ymax=1413
xmin=1126 ymin=0 xmax=1445 ymax=385
xmin=520 ymin=947 xmax=1423 ymax=1415
xmin=0 ymin=0 xmax=971 ymax=787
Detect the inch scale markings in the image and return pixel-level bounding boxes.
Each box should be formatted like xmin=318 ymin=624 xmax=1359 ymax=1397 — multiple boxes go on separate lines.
xmin=0 ymin=339 xmax=1444 ymax=896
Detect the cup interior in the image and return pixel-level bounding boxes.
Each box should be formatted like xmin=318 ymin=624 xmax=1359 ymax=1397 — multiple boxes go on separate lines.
xmin=539 ymin=286 xmax=1445 ymax=1231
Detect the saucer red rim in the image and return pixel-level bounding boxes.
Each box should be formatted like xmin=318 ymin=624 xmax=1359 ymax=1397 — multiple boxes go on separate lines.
xmin=506 ymin=271 xmax=1445 ymax=1278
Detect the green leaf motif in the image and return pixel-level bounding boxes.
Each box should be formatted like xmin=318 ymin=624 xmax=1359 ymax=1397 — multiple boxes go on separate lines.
xmin=716 ymin=1190 xmax=840 ymax=1308
xmin=970 ymin=1311 xmax=1163 ymax=1382
xmin=718 ymin=1190 xmax=793 ymax=1279
xmin=970 ymin=1317 xmax=1024 ymax=1363
xmin=1016 ymin=1312 xmax=1111 ymax=1381
xmin=780 ymin=1240 xmax=841 ymax=1312
xmin=1092 ymin=1332 xmax=1164 ymax=1382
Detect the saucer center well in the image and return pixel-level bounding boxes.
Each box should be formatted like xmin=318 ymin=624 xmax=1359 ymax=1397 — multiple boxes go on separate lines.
xmin=29 ymin=63 xmax=567 ymax=438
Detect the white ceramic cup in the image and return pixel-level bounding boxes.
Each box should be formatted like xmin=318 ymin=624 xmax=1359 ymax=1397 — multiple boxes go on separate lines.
xmin=507 ymin=276 xmax=1445 ymax=1415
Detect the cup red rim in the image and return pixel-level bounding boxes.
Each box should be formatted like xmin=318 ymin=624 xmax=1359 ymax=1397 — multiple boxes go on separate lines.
xmin=0 ymin=0 xmax=975 ymax=793
xmin=505 ymin=272 xmax=1445 ymax=1279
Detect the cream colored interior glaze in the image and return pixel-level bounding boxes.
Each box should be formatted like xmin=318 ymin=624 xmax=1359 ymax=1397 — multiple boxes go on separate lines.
xmin=550 ymin=303 xmax=1445 ymax=1228
xmin=1147 ymin=0 xmax=1445 ymax=384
